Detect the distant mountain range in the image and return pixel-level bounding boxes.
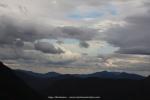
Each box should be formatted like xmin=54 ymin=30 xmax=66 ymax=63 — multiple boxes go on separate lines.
xmin=15 ymin=69 xmax=145 ymax=80
xmin=1 ymin=61 xmax=150 ymax=100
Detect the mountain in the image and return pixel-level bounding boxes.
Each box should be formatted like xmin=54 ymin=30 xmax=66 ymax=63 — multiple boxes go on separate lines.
xmin=1 ymin=61 xmax=150 ymax=100
xmin=15 ymin=70 xmax=145 ymax=80
xmin=15 ymin=70 xmax=61 ymax=78
xmin=0 ymin=61 xmax=47 ymax=100
xmin=78 ymin=71 xmax=145 ymax=80
xmin=45 ymin=76 xmax=150 ymax=100
xmin=14 ymin=69 xmax=149 ymax=100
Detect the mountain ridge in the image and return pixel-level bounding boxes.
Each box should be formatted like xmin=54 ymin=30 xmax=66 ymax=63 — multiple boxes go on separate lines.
xmin=15 ymin=69 xmax=145 ymax=80
xmin=1 ymin=61 xmax=150 ymax=100
xmin=0 ymin=61 xmax=47 ymax=100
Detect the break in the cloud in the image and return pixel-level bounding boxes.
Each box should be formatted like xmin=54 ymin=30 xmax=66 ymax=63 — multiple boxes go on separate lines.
xmin=0 ymin=0 xmax=150 ymax=76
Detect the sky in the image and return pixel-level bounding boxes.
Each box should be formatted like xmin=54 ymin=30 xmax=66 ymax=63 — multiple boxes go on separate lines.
xmin=0 ymin=0 xmax=150 ymax=76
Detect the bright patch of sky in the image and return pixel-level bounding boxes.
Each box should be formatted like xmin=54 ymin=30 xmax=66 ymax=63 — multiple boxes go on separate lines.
xmin=68 ymin=4 xmax=118 ymax=20
xmin=39 ymin=39 xmax=118 ymax=56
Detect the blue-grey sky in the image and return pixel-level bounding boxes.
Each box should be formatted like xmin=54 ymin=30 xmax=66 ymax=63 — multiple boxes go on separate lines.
xmin=0 ymin=0 xmax=150 ymax=76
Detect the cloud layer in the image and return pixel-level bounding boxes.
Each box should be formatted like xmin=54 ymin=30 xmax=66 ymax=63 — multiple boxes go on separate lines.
xmin=0 ymin=0 xmax=150 ymax=76
xmin=104 ymin=9 xmax=150 ymax=55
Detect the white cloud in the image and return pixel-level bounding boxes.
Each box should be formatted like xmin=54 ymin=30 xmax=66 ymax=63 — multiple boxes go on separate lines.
xmin=93 ymin=20 xmax=127 ymax=32
xmin=0 ymin=0 xmax=147 ymax=27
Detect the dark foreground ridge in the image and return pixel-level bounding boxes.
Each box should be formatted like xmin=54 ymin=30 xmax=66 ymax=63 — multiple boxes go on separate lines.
xmin=1 ymin=61 xmax=150 ymax=100
xmin=0 ymin=61 xmax=47 ymax=100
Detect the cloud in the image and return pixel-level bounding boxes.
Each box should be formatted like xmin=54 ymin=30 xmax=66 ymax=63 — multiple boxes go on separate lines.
xmin=0 ymin=16 xmax=92 ymax=65
xmin=60 ymin=26 xmax=98 ymax=40
xmin=14 ymin=38 xmax=24 ymax=47
xmin=0 ymin=45 xmax=81 ymax=65
xmin=0 ymin=3 xmax=8 ymax=8
xmin=0 ymin=45 xmax=23 ymax=60
xmin=0 ymin=0 xmax=144 ymax=27
xmin=97 ymin=53 xmax=150 ymax=73
xmin=21 ymin=48 xmax=81 ymax=65
xmin=0 ymin=0 xmax=150 ymax=76
xmin=103 ymin=8 xmax=150 ymax=55
xmin=79 ymin=41 xmax=89 ymax=48
xmin=0 ymin=16 xmax=98 ymax=46
xmin=0 ymin=16 xmax=41 ymax=45
xmin=56 ymin=40 xmax=64 ymax=45
xmin=34 ymin=41 xmax=64 ymax=54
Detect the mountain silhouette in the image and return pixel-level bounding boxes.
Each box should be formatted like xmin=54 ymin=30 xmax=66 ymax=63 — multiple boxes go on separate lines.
xmin=77 ymin=71 xmax=144 ymax=80
xmin=44 ymin=76 xmax=150 ymax=100
xmin=14 ymin=69 xmax=150 ymax=100
xmin=0 ymin=61 xmax=47 ymax=100
xmin=15 ymin=70 xmax=144 ymax=80
xmin=15 ymin=70 xmax=61 ymax=79
xmin=1 ymin=61 xmax=150 ymax=100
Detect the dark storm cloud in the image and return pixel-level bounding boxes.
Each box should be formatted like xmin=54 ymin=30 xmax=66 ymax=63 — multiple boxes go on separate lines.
xmin=60 ymin=26 xmax=98 ymax=40
xmin=34 ymin=41 xmax=64 ymax=54
xmin=79 ymin=41 xmax=89 ymax=48
xmin=104 ymin=11 xmax=150 ymax=55
xmin=117 ymin=48 xmax=150 ymax=55
xmin=0 ymin=16 xmax=42 ymax=45
xmin=0 ymin=16 xmax=98 ymax=47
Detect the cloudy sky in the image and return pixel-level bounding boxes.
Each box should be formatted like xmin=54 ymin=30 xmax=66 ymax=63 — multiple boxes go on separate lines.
xmin=0 ymin=0 xmax=150 ymax=76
